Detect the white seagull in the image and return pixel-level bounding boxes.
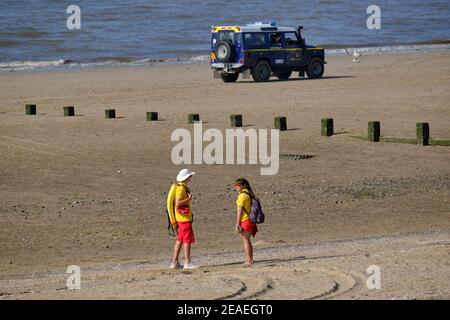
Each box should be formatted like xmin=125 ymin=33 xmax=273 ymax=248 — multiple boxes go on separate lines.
xmin=352 ymin=50 xmax=362 ymax=63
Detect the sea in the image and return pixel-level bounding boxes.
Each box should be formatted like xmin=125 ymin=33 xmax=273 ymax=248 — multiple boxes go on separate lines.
xmin=0 ymin=0 xmax=449 ymax=72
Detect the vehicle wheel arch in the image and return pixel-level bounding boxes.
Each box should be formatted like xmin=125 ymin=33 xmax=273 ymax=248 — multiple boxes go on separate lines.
xmin=306 ymin=55 xmax=324 ymax=64
xmin=255 ymin=57 xmax=272 ymax=66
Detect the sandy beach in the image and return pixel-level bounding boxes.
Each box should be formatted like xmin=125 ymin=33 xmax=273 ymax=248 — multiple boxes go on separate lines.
xmin=0 ymin=51 xmax=449 ymax=299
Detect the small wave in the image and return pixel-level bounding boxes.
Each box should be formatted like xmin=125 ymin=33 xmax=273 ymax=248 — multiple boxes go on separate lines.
xmin=0 ymin=59 xmax=71 ymax=71
xmin=87 ymin=55 xmax=209 ymax=65
xmin=321 ymin=39 xmax=450 ymax=50
xmin=186 ymin=55 xmax=209 ymax=62
xmin=326 ymin=42 xmax=450 ymax=57
xmin=89 ymin=56 xmax=136 ymax=63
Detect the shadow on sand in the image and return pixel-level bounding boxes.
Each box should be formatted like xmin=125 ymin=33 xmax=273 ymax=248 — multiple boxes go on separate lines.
xmin=204 ymin=252 xmax=359 ymax=269
xmin=236 ymin=75 xmax=354 ymax=84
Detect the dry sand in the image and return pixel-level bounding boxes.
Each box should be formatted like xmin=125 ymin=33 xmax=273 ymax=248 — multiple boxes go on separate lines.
xmin=0 ymin=51 xmax=449 ymax=299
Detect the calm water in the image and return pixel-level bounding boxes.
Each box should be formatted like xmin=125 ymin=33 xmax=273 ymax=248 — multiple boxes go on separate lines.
xmin=1 ymin=0 xmax=449 ymax=71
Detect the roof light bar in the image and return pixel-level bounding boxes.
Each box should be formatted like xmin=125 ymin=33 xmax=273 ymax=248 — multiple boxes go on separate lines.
xmin=248 ymin=21 xmax=277 ymax=27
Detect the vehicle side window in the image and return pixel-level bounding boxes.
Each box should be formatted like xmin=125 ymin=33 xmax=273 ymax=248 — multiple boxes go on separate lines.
xmin=269 ymin=32 xmax=282 ymax=47
xmin=244 ymin=33 xmax=267 ymax=49
xmin=284 ymin=32 xmax=299 ymax=48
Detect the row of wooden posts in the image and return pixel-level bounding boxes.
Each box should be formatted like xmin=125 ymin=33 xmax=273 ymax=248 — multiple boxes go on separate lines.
xmin=24 ymin=104 xmax=288 ymax=130
xmin=24 ymin=104 xmax=430 ymax=146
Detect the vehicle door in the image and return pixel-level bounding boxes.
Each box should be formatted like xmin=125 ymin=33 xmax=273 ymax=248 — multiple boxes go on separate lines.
xmin=283 ymin=32 xmax=303 ymax=67
xmin=243 ymin=32 xmax=268 ymax=67
xmin=267 ymin=32 xmax=286 ymax=67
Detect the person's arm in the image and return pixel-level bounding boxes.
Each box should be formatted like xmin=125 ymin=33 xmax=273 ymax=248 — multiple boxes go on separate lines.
xmin=236 ymin=205 xmax=243 ymax=226
xmin=234 ymin=205 xmax=243 ymax=234
xmin=175 ymin=193 xmax=192 ymax=207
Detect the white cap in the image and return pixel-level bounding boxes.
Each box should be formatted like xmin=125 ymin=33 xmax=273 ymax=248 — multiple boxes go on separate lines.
xmin=176 ymin=168 xmax=195 ymax=182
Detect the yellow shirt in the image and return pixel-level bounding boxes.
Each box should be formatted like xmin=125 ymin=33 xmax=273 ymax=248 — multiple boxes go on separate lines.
xmin=236 ymin=188 xmax=251 ymax=222
xmin=175 ymin=182 xmax=193 ymax=222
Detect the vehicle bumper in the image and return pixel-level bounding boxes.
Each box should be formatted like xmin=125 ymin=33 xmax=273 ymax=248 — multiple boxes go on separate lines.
xmin=211 ymin=63 xmax=244 ymax=73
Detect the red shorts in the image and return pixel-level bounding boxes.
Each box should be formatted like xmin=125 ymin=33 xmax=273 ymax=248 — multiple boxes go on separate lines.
xmin=241 ymin=219 xmax=258 ymax=237
xmin=177 ymin=222 xmax=195 ymax=244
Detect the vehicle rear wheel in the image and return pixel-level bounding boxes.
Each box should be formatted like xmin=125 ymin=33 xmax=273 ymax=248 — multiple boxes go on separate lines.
xmin=221 ymin=73 xmax=239 ymax=83
xmin=274 ymin=70 xmax=292 ymax=80
xmin=252 ymin=61 xmax=272 ymax=82
xmin=215 ymin=41 xmax=235 ymax=63
xmin=306 ymin=57 xmax=324 ymax=79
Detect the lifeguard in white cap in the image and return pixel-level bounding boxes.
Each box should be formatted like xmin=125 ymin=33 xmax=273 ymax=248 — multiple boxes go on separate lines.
xmin=170 ymin=169 xmax=199 ymax=269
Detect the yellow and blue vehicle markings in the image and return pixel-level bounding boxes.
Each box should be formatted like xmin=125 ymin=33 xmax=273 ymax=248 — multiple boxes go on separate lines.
xmin=211 ymin=26 xmax=242 ymax=33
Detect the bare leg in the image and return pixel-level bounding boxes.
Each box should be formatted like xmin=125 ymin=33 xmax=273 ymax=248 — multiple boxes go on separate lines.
xmin=183 ymin=243 xmax=191 ymax=265
xmin=241 ymin=231 xmax=253 ymax=265
xmin=173 ymin=240 xmax=182 ymax=264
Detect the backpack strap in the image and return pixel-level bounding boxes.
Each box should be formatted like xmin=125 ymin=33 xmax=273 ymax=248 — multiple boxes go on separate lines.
xmin=240 ymin=191 xmax=251 ymax=215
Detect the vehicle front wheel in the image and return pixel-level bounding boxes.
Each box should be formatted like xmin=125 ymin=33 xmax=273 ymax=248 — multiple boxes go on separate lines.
xmin=252 ymin=61 xmax=272 ymax=82
xmin=306 ymin=57 xmax=324 ymax=79
xmin=221 ymin=73 xmax=239 ymax=83
xmin=274 ymin=70 xmax=292 ymax=80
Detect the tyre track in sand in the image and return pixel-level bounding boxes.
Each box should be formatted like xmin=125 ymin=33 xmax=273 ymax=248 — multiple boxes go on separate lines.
xmin=0 ymin=229 xmax=448 ymax=299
